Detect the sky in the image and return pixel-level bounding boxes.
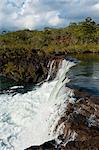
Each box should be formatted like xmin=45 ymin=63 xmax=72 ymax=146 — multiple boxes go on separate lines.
xmin=0 ymin=0 xmax=99 ymax=31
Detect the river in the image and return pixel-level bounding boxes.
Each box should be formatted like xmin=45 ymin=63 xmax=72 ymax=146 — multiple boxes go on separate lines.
xmin=0 ymin=54 xmax=99 ymax=150
xmin=68 ymin=53 xmax=99 ymax=96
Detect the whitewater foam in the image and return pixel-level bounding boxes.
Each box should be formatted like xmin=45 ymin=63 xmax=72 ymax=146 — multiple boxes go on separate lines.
xmin=0 ymin=59 xmax=76 ymax=150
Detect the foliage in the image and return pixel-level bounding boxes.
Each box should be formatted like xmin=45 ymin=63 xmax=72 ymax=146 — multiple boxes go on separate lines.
xmin=0 ymin=17 xmax=99 ymax=83
xmin=79 ymin=17 xmax=97 ymax=43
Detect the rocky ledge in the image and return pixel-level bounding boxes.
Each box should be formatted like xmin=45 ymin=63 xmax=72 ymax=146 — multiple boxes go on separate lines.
xmin=26 ymin=90 xmax=99 ymax=150
xmin=0 ymin=47 xmax=66 ymax=84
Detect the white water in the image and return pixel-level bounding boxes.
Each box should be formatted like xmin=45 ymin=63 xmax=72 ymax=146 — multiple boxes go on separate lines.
xmin=0 ymin=59 xmax=76 ymax=150
xmin=46 ymin=60 xmax=55 ymax=81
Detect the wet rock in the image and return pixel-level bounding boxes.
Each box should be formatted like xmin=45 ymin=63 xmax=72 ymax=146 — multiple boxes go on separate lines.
xmin=65 ymin=140 xmax=99 ymax=150
xmin=25 ymin=140 xmax=56 ymax=150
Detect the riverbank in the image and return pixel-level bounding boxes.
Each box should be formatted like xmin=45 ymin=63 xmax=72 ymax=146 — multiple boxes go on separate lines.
xmin=26 ymin=89 xmax=99 ymax=150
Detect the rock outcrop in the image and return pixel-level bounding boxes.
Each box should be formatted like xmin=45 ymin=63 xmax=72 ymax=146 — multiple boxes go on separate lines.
xmin=0 ymin=49 xmax=65 ymax=85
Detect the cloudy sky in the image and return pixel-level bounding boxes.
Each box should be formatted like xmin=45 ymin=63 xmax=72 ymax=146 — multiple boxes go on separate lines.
xmin=0 ymin=0 xmax=99 ymax=31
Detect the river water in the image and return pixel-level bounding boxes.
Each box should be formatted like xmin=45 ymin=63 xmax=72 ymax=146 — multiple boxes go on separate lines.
xmin=0 ymin=54 xmax=99 ymax=150
xmin=68 ymin=54 xmax=99 ymax=96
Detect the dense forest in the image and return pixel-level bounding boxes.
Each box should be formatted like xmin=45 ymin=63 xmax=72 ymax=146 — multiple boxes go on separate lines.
xmin=0 ymin=17 xmax=99 ymax=83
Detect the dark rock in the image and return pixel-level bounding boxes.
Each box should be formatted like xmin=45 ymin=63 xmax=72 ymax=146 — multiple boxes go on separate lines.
xmin=25 ymin=140 xmax=56 ymax=150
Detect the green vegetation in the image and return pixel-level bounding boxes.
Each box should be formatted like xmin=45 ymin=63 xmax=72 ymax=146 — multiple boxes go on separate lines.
xmin=0 ymin=17 xmax=99 ymax=83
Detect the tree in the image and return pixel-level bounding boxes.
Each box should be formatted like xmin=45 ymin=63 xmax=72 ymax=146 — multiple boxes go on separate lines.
xmin=80 ymin=17 xmax=97 ymax=43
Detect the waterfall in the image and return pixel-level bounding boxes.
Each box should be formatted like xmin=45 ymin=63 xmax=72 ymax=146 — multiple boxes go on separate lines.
xmin=46 ymin=60 xmax=55 ymax=81
xmin=0 ymin=59 xmax=76 ymax=150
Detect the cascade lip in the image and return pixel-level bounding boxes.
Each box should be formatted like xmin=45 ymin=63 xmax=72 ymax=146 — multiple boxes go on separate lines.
xmin=65 ymin=57 xmax=80 ymax=64
xmin=0 ymin=57 xmax=78 ymax=94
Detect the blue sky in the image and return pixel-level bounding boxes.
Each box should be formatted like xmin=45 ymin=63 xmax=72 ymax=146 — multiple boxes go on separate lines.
xmin=0 ymin=0 xmax=99 ymax=31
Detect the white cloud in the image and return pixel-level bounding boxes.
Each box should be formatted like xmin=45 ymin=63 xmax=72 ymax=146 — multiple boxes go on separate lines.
xmin=93 ymin=2 xmax=99 ymax=9
xmin=0 ymin=0 xmax=99 ymax=31
xmin=46 ymin=11 xmax=64 ymax=26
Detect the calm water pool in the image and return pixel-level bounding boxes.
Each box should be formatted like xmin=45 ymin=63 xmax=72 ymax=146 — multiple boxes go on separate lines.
xmin=68 ymin=54 xmax=99 ymax=96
